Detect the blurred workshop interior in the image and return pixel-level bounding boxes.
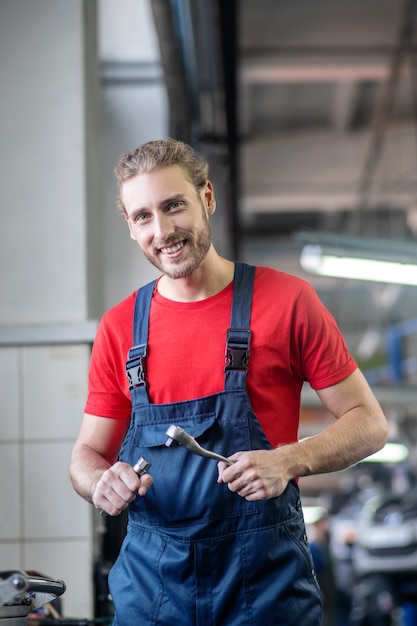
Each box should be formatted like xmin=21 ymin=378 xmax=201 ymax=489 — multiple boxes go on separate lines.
xmin=1 ymin=0 xmax=417 ymax=624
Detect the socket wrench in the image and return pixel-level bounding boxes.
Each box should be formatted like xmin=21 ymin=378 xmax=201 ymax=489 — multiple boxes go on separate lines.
xmin=165 ymin=424 xmax=234 ymax=465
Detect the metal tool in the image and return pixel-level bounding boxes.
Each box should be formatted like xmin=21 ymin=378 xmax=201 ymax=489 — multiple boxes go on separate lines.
xmin=0 ymin=572 xmax=28 ymax=606
xmin=131 ymin=456 xmax=152 ymax=476
xmin=0 ymin=570 xmax=66 ymax=624
xmin=99 ymin=456 xmax=151 ymax=516
xmin=165 ymin=424 xmax=234 ymax=465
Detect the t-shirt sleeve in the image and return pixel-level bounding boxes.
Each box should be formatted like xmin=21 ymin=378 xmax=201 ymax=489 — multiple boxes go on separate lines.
xmin=84 ymin=312 xmax=133 ymax=419
xmin=292 ymin=281 xmax=357 ymax=390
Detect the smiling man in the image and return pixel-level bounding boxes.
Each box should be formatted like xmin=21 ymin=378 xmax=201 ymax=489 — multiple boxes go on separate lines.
xmin=70 ymin=138 xmax=388 ymax=625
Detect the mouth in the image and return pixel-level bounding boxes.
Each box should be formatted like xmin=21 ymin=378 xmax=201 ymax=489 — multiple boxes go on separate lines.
xmin=159 ymin=240 xmax=186 ymax=255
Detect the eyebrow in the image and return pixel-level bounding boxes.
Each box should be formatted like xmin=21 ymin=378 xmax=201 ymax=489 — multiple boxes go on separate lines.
xmin=161 ymin=193 xmax=188 ymax=207
xmin=129 ymin=193 xmax=189 ymax=220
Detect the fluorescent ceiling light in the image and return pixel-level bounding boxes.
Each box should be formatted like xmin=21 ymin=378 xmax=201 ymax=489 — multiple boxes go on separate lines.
xmin=296 ymin=231 xmax=417 ymax=286
xmin=300 ymin=246 xmax=417 ymax=285
xmin=363 ymin=442 xmax=409 ymax=463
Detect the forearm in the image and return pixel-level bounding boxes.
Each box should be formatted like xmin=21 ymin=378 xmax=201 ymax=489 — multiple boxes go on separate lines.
xmin=70 ymin=413 xmax=130 ymax=503
xmin=220 ymin=370 xmax=388 ymax=501
xmin=71 ymin=443 xmax=154 ymax=516
xmin=70 ymin=443 xmax=112 ymax=503
xmin=280 ymin=406 xmax=388 ymax=480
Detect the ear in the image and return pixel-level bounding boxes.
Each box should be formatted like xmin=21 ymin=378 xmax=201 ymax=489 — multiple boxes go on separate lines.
xmin=203 ymin=180 xmax=216 ymax=217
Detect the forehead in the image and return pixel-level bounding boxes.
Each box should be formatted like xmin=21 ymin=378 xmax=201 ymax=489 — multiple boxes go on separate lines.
xmin=122 ymin=165 xmax=195 ymax=206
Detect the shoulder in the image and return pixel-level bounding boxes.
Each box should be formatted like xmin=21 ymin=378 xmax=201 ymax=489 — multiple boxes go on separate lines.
xmin=251 ymin=266 xmax=330 ymax=328
xmin=90 ymin=291 xmax=138 ymax=372
xmin=95 ymin=291 xmax=139 ymax=351
xmin=253 ymin=265 xmax=316 ymax=299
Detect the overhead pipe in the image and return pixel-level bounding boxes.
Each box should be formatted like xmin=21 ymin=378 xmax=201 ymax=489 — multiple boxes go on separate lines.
xmin=216 ymin=0 xmax=240 ymax=259
xmin=150 ymin=0 xmax=192 ymax=141
xmin=152 ymin=0 xmax=239 ymax=257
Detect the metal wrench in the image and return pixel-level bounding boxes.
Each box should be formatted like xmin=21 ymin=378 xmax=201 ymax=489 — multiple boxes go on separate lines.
xmin=165 ymin=424 xmax=234 ymax=465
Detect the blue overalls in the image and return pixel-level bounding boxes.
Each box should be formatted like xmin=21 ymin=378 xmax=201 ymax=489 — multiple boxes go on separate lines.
xmin=108 ymin=263 xmax=322 ymax=625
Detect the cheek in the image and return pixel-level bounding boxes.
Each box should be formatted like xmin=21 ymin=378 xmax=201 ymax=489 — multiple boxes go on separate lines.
xmin=130 ymin=227 xmax=152 ymax=249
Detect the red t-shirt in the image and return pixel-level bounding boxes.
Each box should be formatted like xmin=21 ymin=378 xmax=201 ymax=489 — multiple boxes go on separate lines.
xmin=85 ymin=266 xmax=356 ymax=447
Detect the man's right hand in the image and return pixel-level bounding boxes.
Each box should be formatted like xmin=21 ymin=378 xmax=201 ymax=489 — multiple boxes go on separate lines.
xmin=92 ymin=461 xmax=153 ymax=516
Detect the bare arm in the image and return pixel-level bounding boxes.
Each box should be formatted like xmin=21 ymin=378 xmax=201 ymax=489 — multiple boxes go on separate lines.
xmin=70 ymin=413 xmax=153 ymax=515
xmin=218 ymin=368 xmax=388 ymax=500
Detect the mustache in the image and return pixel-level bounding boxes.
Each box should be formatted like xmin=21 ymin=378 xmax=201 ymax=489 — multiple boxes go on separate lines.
xmin=155 ymin=233 xmax=187 ymax=248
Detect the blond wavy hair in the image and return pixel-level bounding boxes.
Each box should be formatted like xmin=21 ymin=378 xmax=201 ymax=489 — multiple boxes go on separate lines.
xmin=114 ymin=138 xmax=209 ymax=215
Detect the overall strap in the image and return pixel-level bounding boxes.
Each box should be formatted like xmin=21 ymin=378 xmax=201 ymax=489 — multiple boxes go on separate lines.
xmin=224 ymin=262 xmax=256 ymax=390
xmin=125 ymin=279 xmax=155 ymax=403
xmin=126 ymin=263 xmax=256 ymax=400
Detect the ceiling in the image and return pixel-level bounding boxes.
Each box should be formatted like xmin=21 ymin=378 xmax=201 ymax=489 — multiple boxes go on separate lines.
xmin=238 ymin=0 xmax=417 ymax=233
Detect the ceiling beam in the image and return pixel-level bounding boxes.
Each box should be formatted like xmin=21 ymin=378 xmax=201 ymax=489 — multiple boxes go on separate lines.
xmin=240 ymin=124 xmax=417 ymax=215
xmin=240 ymin=55 xmax=411 ymax=84
xmin=241 ymin=190 xmax=416 ymax=216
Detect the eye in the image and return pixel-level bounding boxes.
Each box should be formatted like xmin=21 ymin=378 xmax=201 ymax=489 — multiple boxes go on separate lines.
xmin=131 ymin=212 xmax=150 ymax=226
xmin=168 ymin=201 xmax=183 ymax=211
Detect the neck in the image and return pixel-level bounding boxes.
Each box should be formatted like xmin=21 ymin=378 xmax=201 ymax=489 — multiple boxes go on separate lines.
xmin=157 ymin=248 xmax=235 ymax=302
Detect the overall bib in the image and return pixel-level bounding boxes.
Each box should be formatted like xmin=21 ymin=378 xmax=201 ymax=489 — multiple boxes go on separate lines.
xmin=109 ymin=263 xmax=322 ymax=625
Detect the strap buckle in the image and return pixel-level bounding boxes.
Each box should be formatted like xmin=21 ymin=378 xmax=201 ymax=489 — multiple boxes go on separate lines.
xmin=224 ymin=328 xmax=252 ymax=372
xmin=125 ymin=344 xmax=147 ymax=390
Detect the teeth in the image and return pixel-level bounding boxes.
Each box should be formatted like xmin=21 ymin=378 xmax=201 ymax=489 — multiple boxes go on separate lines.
xmin=161 ymin=241 xmax=184 ymax=254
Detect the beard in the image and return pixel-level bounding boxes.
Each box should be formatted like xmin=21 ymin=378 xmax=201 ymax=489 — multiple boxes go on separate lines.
xmin=143 ymin=211 xmax=212 ymax=279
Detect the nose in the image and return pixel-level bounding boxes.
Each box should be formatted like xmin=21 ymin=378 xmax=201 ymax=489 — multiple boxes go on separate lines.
xmin=154 ymin=212 xmax=174 ymax=241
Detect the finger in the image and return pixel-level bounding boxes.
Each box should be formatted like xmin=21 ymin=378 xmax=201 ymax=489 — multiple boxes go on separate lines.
xmin=138 ymin=473 xmax=153 ymax=496
xmin=94 ymin=491 xmax=127 ymax=517
xmin=226 ymin=474 xmax=247 ymax=494
xmin=220 ymin=460 xmax=244 ymax=483
xmin=118 ymin=465 xmax=143 ymax=491
xmin=102 ymin=486 xmax=135 ymax=515
xmin=217 ymin=461 xmax=230 ymax=482
xmin=96 ymin=469 xmax=137 ymax=510
xmin=227 ymin=466 xmax=261 ymax=495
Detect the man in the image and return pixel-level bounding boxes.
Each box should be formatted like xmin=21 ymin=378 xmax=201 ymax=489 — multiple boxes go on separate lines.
xmin=70 ymin=138 xmax=388 ymax=625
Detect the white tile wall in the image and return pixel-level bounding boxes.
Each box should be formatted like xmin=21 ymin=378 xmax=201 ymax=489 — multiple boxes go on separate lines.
xmin=0 ymin=348 xmax=20 ymax=440
xmin=23 ymin=441 xmax=91 ymax=540
xmin=22 ymin=345 xmax=89 ymax=440
xmin=0 ymin=541 xmax=21 ymax=569
xmin=0 ymin=443 xmax=21 ymax=540
xmin=0 ymin=344 xmax=93 ymax=618
xmin=24 ymin=539 xmax=93 ymax=618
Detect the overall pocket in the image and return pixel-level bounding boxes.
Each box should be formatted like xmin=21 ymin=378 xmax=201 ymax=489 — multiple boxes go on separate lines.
xmin=123 ymin=408 xmax=258 ymax=527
